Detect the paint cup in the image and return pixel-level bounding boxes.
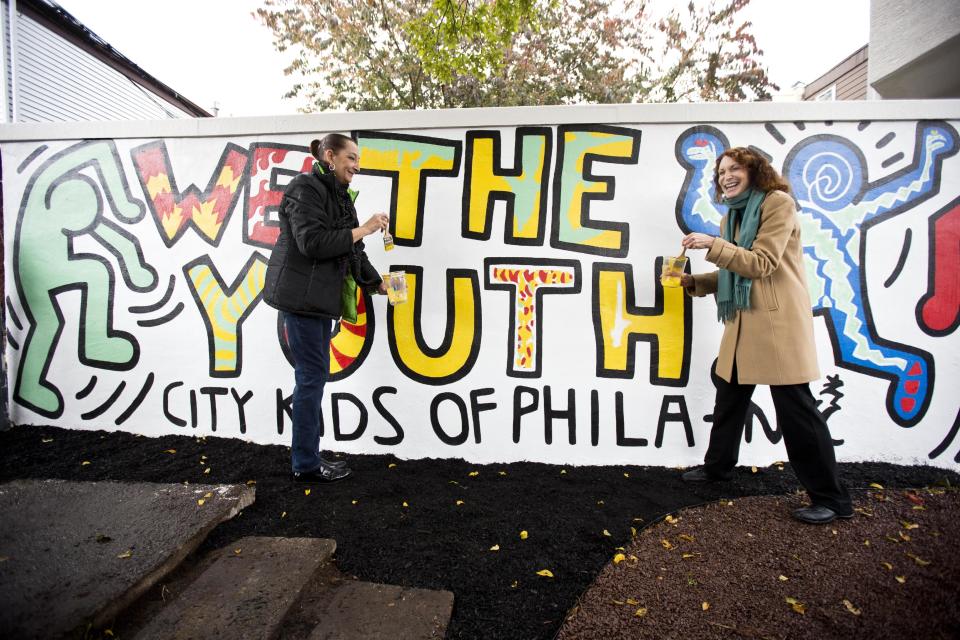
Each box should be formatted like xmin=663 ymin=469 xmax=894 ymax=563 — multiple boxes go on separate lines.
xmin=383 ymin=271 xmax=408 ymax=305
xmin=660 ymin=255 xmax=688 ymax=287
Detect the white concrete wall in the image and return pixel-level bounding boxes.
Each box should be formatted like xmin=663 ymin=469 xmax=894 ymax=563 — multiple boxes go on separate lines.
xmin=2 ymin=101 xmax=960 ymax=469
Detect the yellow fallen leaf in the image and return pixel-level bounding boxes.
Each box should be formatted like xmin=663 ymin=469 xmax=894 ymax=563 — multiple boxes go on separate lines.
xmin=906 ymin=552 xmax=931 ymax=567
xmin=603 ymin=529 xmax=611 ymax=537
xmin=81 ymin=461 xmax=91 ymax=466
xmin=702 ymin=601 xmax=710 ymax=611
xmin=402 ymin=501 xmax=409 ymax=508
xmin=489 ymin=544 xmax=500 ymax=551
xmin=779 ymin=575 xmax=789 ymax=581
xmin=560 ymin=470 xmax=566 ymax=475
xmin=104 ymin=630 xmax=114 ymax=637
xmin=895 ymin=575 xmax=906 ymax=584
xmin=612 ymin=599 xmax=624 ymax=605
xmin=510 ymin=580 xmax=518 ymax=588
xmin=520 ymin=530 xmax=528 ymax=539
xmin=626 ymin=598 xmax=639 ymax=606
xmin=726 ymin=501 xmax=734 ymax=506
xmin=456 ymin=500 xmax=464 ymax=506
xmin=613 ymin=553 xmax=626 ymax=565
xmin=681 ymin=553 xmax=696 ymax=559
xmin=536 ymin=569 xmax=554 ymax=577
xmin=678 ymin=533 xmax=694 ymax=542
xmin=901 ymin=521 xmax=919 ymax=530
xmin=899 ymin=531 xmax=912 ymax=542
xmin=163 ymin=449 xmax=176 ymax=454
xmin=352 ymin=500 xmax=358 ymax=505
xmin=204 ymin=492 xmax=212 ymax=498
xmin=661 ymin=539 xmax=674 ymax=550
xmin=635 ymin=607 xmax=647 ymax=617
xmin=751 ymin=466 xmax=757 ymax=473
xmin=281 ymin=511 xmax=287 ymax=518
xmin=881 ymin=561 xmax=893 ymax=570
xmin=388 ymin=463 xmax=397 ymax=468
xmin=842 ymin=599 xmax=861 ymax=615
xmin=913 ymin=505 xmax=926 ymax=510
xmin=869 ymin=482 xmax=884 ymax=490
xmin=631 ymin=527 xmax=637 ymax=538
xmin=864 ymin=540 xmax=871 ymax=546
xmin=41 ymin=438 xmax=54 ymax=443
xmin=203 ymin=468 xmax=210 ymax=475
xmin=197 ymin=499 xmax=206 ymax=506
xmin=117 ymin=550 xmax=133 ymax=559
xmin=665 ymin=515 xmax=678 ymax=524
xmin=468 ymin=471 xmax=479 ymax=477
xmin=234 ymin=548 xmax=242 ymax=555
xmin=785 ymin=597 xmax=806 ymax=614
xmin=623 ymin=472 xmax=630 ymax=478
xmin=498 ymin=471 xmax=507 ymax=476
xmin=246 ymin=480 xmax=256 ymax=485
xmin=304 ymin=489 xmax=311 ymax=496
xmin=597 ymin=500 xmax=605 ymax=505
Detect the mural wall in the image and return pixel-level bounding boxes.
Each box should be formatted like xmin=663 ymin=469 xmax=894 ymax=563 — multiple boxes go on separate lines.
xmin=2 ymin=106 xmax=959 ymax=468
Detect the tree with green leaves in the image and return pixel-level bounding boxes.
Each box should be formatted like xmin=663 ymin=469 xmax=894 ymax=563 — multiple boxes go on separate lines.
xmin=257 ymin=0 xmax=776 ymax=111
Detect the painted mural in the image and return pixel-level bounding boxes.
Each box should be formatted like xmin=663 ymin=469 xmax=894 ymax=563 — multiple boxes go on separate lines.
xmin=2 ymin=114 xmax=959 ymax=468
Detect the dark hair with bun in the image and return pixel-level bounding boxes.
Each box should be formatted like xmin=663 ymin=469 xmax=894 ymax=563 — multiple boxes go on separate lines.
xmin=310 ymin=133 xmax=354 ymax=161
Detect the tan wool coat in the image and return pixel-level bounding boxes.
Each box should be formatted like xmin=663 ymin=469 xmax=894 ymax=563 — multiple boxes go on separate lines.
xmin=688 ymin=190 xmax=820 ymax=386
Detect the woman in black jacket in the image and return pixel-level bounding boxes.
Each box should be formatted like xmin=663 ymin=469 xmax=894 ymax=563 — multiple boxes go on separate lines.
xmin=264 ymin=133 xmax=388 ymax=483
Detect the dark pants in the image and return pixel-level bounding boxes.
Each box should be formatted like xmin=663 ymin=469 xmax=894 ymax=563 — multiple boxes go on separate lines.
xmin=284 ymin=313 xmax=333 ymax=474
xmin=704 ymin=364 xmax=852 ymax=514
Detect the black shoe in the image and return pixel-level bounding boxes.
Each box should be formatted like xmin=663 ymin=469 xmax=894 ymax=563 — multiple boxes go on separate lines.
xmin=320 ymin=457 xmax=348 ymax=469
xmin=792 ymin=505 xmax=854 ymax=525
xmin=681 ymin=467 xmax=729 ymax=483
xmin=292 ymin=463 xmax=352 ymax=483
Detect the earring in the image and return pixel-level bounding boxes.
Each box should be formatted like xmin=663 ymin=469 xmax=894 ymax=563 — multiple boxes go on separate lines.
xmin=329 ymin=163 xmax=336 ymax=171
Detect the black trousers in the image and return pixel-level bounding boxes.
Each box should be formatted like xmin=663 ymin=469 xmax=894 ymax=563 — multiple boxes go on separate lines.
xmin=703 ymin=364 xmax=852 ymax=514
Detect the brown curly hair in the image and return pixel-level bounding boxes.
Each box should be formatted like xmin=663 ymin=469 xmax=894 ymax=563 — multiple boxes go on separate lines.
xmin=712 ymin=147 xmax=791 ymax=201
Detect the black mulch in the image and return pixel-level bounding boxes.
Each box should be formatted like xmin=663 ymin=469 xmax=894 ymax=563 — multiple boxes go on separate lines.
xmin=1 ymin=424 xmax=957 ymax=640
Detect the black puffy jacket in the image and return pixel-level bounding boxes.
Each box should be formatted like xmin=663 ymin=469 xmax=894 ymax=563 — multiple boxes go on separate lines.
xmin=263 ymin=167 xmax=381 ymax=318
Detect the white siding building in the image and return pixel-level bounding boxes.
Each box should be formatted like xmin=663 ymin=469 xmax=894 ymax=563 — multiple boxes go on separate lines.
xmin=1 ymin=0 xmax=210 ymax=122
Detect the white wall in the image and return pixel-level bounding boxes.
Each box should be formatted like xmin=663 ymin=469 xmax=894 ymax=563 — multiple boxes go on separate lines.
xmin=2 ymin=101 xmax=960 ymax=469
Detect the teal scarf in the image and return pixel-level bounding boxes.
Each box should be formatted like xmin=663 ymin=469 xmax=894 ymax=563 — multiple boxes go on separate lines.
xmin=716 ymin=188 xmax=765 ymax=323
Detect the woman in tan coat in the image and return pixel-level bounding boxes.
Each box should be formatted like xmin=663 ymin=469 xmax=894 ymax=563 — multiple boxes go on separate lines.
xmin=669 ymin=147 xmax=852 ymax=525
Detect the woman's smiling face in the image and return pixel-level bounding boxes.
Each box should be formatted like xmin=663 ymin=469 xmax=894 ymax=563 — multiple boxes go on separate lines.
xmin=717 ymin=155 xmax=751 ymax=199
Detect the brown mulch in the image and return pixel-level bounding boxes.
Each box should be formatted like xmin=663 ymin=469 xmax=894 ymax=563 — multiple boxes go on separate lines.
xmin=558 ymin=487 xmax=960 ymax=640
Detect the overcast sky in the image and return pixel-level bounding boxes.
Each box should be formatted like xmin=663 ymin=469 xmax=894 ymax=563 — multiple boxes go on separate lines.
xmin=55 ymin=0 xmax=871 ymax=118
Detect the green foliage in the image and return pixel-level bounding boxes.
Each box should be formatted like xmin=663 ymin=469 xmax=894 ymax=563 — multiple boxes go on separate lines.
xmin=256 ymin=0 xmax=777 ymax=111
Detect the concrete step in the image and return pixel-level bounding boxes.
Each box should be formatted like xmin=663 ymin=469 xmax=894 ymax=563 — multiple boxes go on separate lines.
xmin=306 ymin=581 xmax=454 ymax=640
xmin=0 ymin=480 xmax=254 ymax=640
xmin=134 ymin=536 xmax=336 ymax=640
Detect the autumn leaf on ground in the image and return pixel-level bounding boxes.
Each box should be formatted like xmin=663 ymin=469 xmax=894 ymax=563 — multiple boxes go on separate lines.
xmin=901 ymin=521 xmax=919 ymax=530
xmin=402 ymin=501 xmax=409 ymax=507
xmin=280 ymin=511 xmax=287 ymax=518
xmin=702 ymin=601 xmax=710 ymax=611
xmin=906 ymin=552 xmax=931 ymax=566
xmin=536 ymin=569 xmax=554 ymax=578
xmin=785 ymin=597 xmax=806 ymax=614
xmin=597 ymin=500 xmax=605 ymax=505
xmin=468 ymin=471 xmax=479 ymax=477
xmin=842 ymin=599 xmax=861 ymax=615
xmin=635 ymin=607 xmax=648 ymax=617
xmin=456 ymin=500 xmax=464 ymax=506
xmin=611 ymin=599 xmax=624 ymax=605
xmin=203 ymin=468 xmax=210 ymax=474
xmin=678 ymin=534 xmax=694 ymax=542
xmin=560 ymin=470 xmax=566 ymax=475
xmin=881 ymin=561 xmax=893 ymax=570
xmin=665 ymin=515 xmax=678 ymax=525
xmin=623 ymin=472 xmax=630 ymax=478
xmin=869 ymin=482 xmax=885 ymax=490
xmin=197 ymin=499 xmax=206 ymax=506
xmin=681 ymin=553 xmax=698 ymax=559
xmin=626 ymin=598 xmax=639 ymax=606
xmin=905 ymin=492 xmax=925 ymax=506
xmin=895 ymin=576 xmax=906 ymax=584
xmin=778 ymin=575 xmax=789 ymax=581
xmin=304 ymin=489 xmax=311 ymax=496
xmin=388 ymin=463 xmax=397 ymax=468
xmin=41 ymin=437 xmax=54 ymax=443
xmin=163 ymin=449 xmax=176 ymax=454
xmin=899 ymin=531 xmax=912 ymax=542
xmin=603 ymin=529 xmax=611 ymax=537
xmin=204 ymin=492 xmax=212 ymax=498
xmin=520 ymin=530 xmax=528 ymax=539
xmin=117 ymin=550 xmax=133 ymax=559
xmin=81 ymin=461 xmax=91 ymax=466
xmin=498 ymin=471 xmax=507 ymax=476
xmin=245 ymin=480 xmax=256 ymax=486
xmin=489 ymin=544 xmax=500 ymax=551
xmin=855 ymin=507 xmax=874 ymax=517
xmin=613 ymin=553 xmax=626 ymax=565
xmin=751 ymin=466 xmax=757 ymax=473
xmin=661 ymin=539 xmax=674 ymax=550
xmin=233 ymin=548 xmax=242 ymax=555
xmin=510 ymin=580 xmax=518 ymax=588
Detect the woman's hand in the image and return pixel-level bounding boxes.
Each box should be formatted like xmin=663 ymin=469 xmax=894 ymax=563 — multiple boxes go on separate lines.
xmin=354 ymin=213 xmax=389 ymax=242
xmin=681 ymin=232 xmax=715 ymax=251
xmin=377 ymin=281 xmax=388 ymax=295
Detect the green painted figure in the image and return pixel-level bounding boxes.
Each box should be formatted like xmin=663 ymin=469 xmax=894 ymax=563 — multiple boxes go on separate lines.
xmin=13 ymin=141 xmax=158 ymax=418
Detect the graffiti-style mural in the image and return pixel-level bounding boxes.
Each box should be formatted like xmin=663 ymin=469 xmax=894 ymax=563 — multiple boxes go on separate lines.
xmin=3 ymin=111 xmax=959 ymax=467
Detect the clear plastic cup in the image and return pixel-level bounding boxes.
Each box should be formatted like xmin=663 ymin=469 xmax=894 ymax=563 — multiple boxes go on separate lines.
xmin=660 ymin=255 xmax=688 ymax=287
xmin=383 ymin=271 xmax=407 ymax=305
